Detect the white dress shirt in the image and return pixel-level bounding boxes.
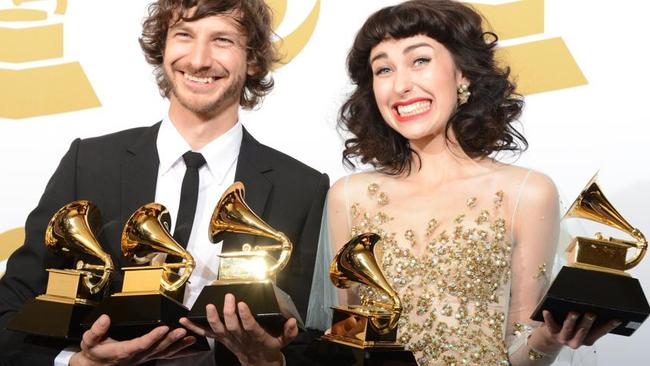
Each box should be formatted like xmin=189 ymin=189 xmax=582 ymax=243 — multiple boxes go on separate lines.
xmin=155 ymin=116 xmax=241 ymax=309
xmin=55 ymin=117 xmax=242 ymax=366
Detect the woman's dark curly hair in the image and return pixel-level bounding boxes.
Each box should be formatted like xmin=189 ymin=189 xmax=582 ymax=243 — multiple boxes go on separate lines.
xmin=340 ymin=0 xmax=527 ymax=175
xmin=139 ymin=0 xmax=279 ymax=109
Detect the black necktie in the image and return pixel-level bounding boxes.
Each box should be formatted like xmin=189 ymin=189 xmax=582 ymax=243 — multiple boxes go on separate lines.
xmin=173 ymin=151 xmax=206 ymax=248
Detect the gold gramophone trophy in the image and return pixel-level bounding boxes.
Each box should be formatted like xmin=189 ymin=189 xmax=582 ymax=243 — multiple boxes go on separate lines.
xmin=532 ymin=174 xmax=649 ymax=336
xmin=187 ymin=182 xmax=302 ymax=335
xmin=7 ymin=200 xmax=113 ymax=339
xmin=310 ymin=233 xmax=416 ymax=365
xmin=82 ymin=203 xmax=206 ymax=349
xmin=0 ymin=0 xmax=100 ymax=119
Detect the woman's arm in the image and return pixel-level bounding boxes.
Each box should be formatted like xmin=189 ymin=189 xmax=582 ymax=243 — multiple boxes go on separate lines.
xmin=507 ymin=172 xmax=619 ymax=365
xmin=326 ymin=176 xmax=360 ymax=306
xmin=507 ymin=171 xmax=561 ymax=365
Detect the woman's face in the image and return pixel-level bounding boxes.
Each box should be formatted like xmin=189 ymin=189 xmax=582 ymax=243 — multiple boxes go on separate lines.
xmin=370 ymin=34 xmax=467 ymax=144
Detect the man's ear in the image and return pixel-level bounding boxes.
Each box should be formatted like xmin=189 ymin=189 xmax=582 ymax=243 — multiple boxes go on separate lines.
xmin=247 ymin=62 xmax=260 ymax=76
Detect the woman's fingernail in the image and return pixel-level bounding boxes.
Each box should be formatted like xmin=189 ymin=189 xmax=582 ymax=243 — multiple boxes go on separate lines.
xmin=612 ymin=320 xmax=622 ymax=327
xmin=585 ymin=313 xmax=596 ymax=321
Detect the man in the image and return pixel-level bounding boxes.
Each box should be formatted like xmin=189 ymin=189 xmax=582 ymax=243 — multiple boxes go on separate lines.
xmin=0 ymin=0 xmax=328 ymax=365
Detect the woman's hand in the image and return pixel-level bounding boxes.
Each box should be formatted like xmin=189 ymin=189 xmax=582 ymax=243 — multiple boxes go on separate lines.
xmin=530 ymin=310 xmax=621 ymax=353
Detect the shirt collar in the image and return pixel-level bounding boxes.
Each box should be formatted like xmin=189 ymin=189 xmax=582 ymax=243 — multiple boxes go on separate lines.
xmin=157 ymin=116 xmax=243 ymax=183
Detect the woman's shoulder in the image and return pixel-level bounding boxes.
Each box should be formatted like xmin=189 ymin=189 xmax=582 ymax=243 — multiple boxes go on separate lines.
xmin=328 ymin=171 xmax=390 ymax=207
xmin=492 ymin=165 xmax=558 ymax=208
xmin=330 ymin=171 xmax=385 ymax=194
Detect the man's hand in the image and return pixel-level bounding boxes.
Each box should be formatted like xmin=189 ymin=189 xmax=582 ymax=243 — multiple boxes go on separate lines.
xmin=180 ymin=293 xmax=298 ymax=366
xmin=69 ymin=314 xmax=197 ymax=366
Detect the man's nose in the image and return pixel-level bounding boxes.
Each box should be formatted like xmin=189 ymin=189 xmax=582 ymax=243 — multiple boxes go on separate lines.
xmin=189 ymin=41 xmax=211 ymax=70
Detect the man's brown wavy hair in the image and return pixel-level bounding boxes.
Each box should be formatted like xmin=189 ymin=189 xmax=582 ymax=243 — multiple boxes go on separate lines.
xmin=139 ymin=0 xmax=279 ymax=109
xmin=340 ymin=0 xmax=527 ymax=175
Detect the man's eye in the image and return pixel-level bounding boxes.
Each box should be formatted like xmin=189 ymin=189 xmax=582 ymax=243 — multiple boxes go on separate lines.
xmin=214 ymin=37 xmax=235 ymax=46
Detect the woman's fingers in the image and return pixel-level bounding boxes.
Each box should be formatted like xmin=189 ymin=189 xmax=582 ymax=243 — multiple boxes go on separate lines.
xmin=583 ymin=319 xmax=622 ymax=346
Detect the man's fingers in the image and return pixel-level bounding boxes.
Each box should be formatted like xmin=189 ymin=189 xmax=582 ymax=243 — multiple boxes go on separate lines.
xmin=81 ymin=314 xmax=111 ymax=350
xmin=80 ymin=325 xmax=169 ymax=362
xmin=147 ymin=327 xmax=187 ymax=357
xmin=156 ymin=336 xmax=198 ymax=359
xmin=179 ymin=317 xmax=211 ymax=338
xmin=116 ymin=326 xmax=169 ymax=358
xmin=205 ymin=303 xmax=226 ymax=337
xmin=238 ymin=301 xmax=266 ymax=341
xmin=222 ymin=294 xmax=243 ymax=339
xmin=281 ymin=317 xmax=298 ymax=345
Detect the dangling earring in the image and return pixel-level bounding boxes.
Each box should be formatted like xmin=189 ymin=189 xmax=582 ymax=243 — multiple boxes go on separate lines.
xmin=457 ymin=84 xmax=471 ymax=106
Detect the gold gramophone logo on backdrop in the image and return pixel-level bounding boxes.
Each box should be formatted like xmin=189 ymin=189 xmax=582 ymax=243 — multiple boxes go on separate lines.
xmin=470 ymin=0 xmax=587 ymax=95
xmin=0 ymin=0 xmax=100 ymax=119
xmin=268 ymin=0 xmax=320 ymax=66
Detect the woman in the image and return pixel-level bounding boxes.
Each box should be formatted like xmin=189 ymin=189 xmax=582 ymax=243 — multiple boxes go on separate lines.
xmin=308 ymin=1 xmax=618 ymax=365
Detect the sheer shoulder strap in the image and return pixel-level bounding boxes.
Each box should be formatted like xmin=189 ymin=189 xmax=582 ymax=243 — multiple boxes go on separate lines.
xmin=305 ymin=199 xmax=338 ymax=330
xmin=506 ymin=171 xmax=560 ymax=364
xmin=344 ymin=174 xmax=352 ymax=232
xmin=510 ymin=169 xmax=533 ymax=244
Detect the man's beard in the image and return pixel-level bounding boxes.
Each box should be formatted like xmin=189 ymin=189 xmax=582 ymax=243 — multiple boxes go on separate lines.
xmin=167 ymin=70 xmax=245 ymax=116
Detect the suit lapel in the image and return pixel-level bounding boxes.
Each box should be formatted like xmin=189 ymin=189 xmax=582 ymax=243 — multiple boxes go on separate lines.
xmin=117 ymin=125 xmax=272 ymax=252
xmin=230 ymin=127 xmax=272 ymax=250
xmin=119 ymin=123 xmax=161 ymax=229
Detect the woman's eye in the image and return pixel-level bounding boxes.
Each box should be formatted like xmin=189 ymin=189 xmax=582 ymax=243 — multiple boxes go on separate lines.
xmin=374 ymin=67 xmax=391 ymax=76
xmin=414 ymin=57 xmax=431 ymax=66
xmin=175 ymin=32 xmax=191 ymax=39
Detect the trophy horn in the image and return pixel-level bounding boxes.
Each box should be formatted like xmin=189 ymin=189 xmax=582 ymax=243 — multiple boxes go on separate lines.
xmin=209 ymin=182 xmax=292 ymax=277
xmin=121 ymin=203 xmax=195 ymax=293
xmin=564 ymin=173 xmax=647 ymax=269
xmin=331 ymin=233 xmax=402 ymax=335
xmin=45 ymin=200 xmax=114 ymax=295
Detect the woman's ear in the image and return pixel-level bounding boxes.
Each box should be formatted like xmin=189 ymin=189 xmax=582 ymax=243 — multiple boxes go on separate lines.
xmin=456 ymin=69 xmax=469 ymax=87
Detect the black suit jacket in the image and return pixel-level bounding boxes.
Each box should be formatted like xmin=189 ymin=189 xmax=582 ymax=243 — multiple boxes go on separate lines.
xmin=0 ymin=123 xmax=329 ymax=365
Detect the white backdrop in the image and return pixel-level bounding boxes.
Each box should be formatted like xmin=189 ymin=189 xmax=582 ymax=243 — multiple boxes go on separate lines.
xmin=0 ymin=1 xmax=649 ymax=364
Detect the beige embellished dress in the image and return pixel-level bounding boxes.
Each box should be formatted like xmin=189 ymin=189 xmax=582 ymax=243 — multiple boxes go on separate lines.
xmin=321 ymin=169 xmax=560 ymax=366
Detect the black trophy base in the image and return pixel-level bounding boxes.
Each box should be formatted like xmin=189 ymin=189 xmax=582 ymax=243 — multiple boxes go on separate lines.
xmin=6 ymin=298 xmax=92 ymax=340
xmin=82 ymin=294 xmax=209 ymax=350
xmin=532 ymin=266 xmax=650 ymax=336
xmin=187 ymin=282 xmax=302 ymax=336
xmin=306 ymin=339 xmax=417 ymax=366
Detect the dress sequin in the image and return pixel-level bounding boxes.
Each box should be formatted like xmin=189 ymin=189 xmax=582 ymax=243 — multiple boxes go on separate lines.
xmin=352 ymin=183 xmax=513 ymax=366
